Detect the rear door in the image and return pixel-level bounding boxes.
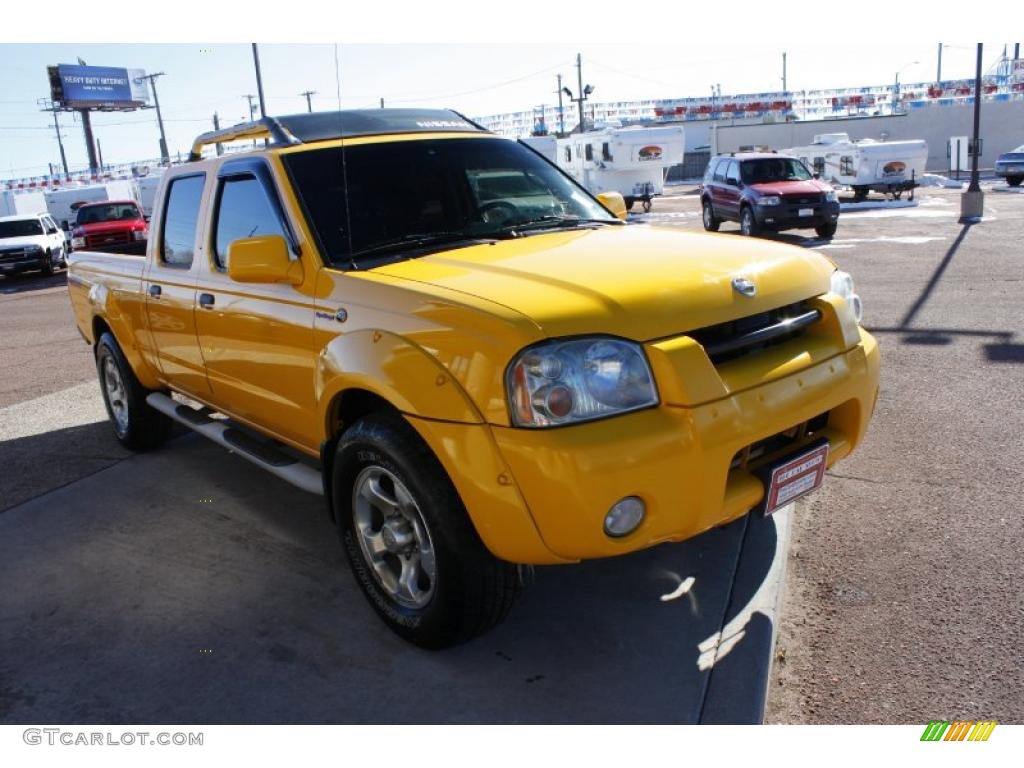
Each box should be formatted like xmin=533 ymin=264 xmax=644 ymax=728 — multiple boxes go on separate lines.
xmin=720 ymin=159 xmax=743 ymax=219
xmin=144 ymin=171 xmax=212 ymax=398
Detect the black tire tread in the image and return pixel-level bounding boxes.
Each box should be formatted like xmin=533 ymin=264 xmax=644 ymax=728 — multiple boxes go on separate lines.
xmin=96 ymin=332 xmax=172 ymax=451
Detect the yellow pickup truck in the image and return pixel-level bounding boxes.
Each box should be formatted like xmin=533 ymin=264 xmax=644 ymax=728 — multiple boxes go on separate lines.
xmin=68 ymin=109 xmax=879 ymax=648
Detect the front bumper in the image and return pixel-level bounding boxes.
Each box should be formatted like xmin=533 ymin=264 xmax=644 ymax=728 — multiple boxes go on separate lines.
xmin=78 ymin=239 xmax=146 ymax=255
xmin=0 ymin=251 xmax=47 ymax=273
xmin=755 ymin=200 xmax=840 ymax=230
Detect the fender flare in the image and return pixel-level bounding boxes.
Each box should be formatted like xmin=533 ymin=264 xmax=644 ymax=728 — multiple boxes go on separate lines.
xmin=316 ymin=329 xmax=484 ymax=437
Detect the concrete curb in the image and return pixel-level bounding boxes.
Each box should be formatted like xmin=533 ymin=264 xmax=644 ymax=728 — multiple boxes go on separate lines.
xmin=699 ymin=503 xmax=793 ymax=724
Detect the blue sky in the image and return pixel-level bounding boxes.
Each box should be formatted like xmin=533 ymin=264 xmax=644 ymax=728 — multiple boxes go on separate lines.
xmin=0 ymin=42 xmax=1010 ymax=178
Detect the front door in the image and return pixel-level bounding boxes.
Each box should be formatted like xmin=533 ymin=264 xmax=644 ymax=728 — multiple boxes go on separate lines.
xmin=144 ymin=172 xmax=211 ymax=398
xmin=192 ymin=160 xmax=318 ymax=450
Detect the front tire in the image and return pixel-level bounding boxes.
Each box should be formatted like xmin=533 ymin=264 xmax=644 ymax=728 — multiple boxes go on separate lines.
xmin=815 ymin=222 xmax=838 ymax=239
xmin=702 ymin=199 xmax=720 ymax=231
xmin=333 ymin=412 xmax=521 ymax=649
xmin=740 ymin=205 xmax=760 ymax=237
xmin=41 ymin=249 xmax=55 ymax=276
xmin=95 ymin=332 xmax=172 ymax=451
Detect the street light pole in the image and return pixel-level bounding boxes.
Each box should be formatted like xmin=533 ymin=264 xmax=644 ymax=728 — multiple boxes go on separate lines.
xmin=252 ymin=44 xmax=267 ymax=119
xmin=140 ymin=72 xmax=169 ymax=165
xmin=960 ymin=43 xmax=985 ymax=222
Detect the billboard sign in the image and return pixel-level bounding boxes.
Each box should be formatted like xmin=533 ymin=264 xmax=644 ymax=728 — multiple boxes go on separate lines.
xmin=48 ymin=64 xmax=150 ymax=109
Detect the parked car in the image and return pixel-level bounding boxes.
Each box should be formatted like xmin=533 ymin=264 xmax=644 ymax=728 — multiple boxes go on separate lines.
xmin=994 ymin=144 xmax=1024 ymax=187
xmin=0 ymin=213 xmax=67 ymax=276
xmin=67 ymin=109 xmax=879 ymax=648
xmin=70 ymin=200 xmax=148 ymax=255
xmin=701 ymin=152 xmax=841 ymax=238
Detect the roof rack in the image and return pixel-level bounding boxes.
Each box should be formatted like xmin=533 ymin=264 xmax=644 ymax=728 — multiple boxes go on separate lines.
xmin=188 ymin=108 xmax=488 ymax=162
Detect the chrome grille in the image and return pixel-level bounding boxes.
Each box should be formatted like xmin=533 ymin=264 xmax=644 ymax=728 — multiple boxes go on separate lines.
xmin=689 ymin=300 xmax=821 ymax=364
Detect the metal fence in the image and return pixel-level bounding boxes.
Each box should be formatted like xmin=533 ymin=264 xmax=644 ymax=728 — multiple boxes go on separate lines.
xmin=666 ymin=151 xmax=710 ymax=182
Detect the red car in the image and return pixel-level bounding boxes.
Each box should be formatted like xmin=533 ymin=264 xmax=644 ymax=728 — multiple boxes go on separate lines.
xmin=71 ymin=200 xmax=148 ymax=255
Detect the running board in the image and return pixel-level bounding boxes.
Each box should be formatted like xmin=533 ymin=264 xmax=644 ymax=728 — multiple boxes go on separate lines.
xmin=146 ymin=393 xmax=323 ymax=495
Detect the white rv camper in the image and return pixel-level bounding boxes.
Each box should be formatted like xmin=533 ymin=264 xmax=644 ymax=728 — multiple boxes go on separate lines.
xmin=553 ymin=125 xmax=685 ymax=211
xmin=0 ymin=190 xmax=47 ymax=218
xmin=783 ymin=133 xmax=928 ymax=201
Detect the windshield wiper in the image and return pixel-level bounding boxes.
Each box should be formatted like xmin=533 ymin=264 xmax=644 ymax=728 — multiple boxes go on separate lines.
xmin=347 ymin=231 xmax=496 ymax=266
xmin=492 ymin=215 xmax=618 ymax=236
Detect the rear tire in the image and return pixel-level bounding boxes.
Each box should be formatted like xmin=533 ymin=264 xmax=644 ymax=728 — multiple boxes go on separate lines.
xmin=815 ymin=222 xmax=838 ymax=239
xmin=95 ymin=332 xmax=172 ymax=451
xmin=853 ymin=187 xmax=869 ymax=202
xmin=702 ymin=199 xmax=720 ymax=231
xmin=333 ymin=412 xmax=521 ymax=649
xmin=1008 ymin=176 xmax=1023 ymax=187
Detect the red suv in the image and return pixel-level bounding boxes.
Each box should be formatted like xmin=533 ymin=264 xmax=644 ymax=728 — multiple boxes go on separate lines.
xmin=701 ymin=153 xmax=840 ymax=239
xmin=71 ymin=200 xmax=148 ymax=255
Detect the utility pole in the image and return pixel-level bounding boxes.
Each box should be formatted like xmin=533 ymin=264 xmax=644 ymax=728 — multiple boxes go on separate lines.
xmin=380 ymin=98 xmax=384 ymax=108
xmin=81 ymin=111 xmax=99 ymax=175
xmin=96 ymin=137 xmax=104 ymax=173
xmin=561 ymin=54 xmax=594 ymax=133
xmin=139 ymin=72 xmax=169 ymax=165
xmin=51 ymin=109 xmax=68 ymax=176
xmin=960 ymin=43 xmax=985 ymax=221
xmin=555 ymin=74 xmax=565 ymax=135
xmin=212 ymin=112 xmax=223 ymax=156
xmin=782 ymin=51 xmax=787 ymax=92
xmin=243 ymin=94 xmax=258 ymax=147
xmin=937 ymin=43 xmax=943 ymax=83
xmin=252 ymin=44 xmax=267 ymax=119
xmin=300 ymin=90 xmax=316 ymax=113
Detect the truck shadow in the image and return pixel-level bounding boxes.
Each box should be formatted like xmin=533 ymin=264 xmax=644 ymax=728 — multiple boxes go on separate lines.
xmin=0 ymin=271 xmax=67 ymax=296
xmin=0 ymin=431 xmax=780 ymax=724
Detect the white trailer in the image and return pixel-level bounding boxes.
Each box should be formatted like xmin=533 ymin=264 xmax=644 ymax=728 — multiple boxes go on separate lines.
xmin=0 ymin=190 xmax=47 ymax=218
xmin=552 ymin=125 xmax=685 ymax=212
xmin=783 ymin=133 xmax=928 ymax=201
xmin=44 ymin=180 xmax=140 ymax=232
xmin=136 ymin=174 xmax=165 ymax=219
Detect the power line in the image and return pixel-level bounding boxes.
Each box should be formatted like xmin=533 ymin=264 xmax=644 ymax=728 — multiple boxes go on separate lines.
xmin=384 ymin=59 xmax=572 ymax=104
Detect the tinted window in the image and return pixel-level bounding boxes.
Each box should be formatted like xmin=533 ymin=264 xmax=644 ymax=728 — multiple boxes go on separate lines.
xmin=712 ymin=159 xmax=726 ymax=183
xmin=283 ymin=137 xmax=614 ymax=268
xmin=740 ymin=158 xmax=813 ymax=183
xmin=213 ymin=176 xmax=287 ymax=270
xmin=726 ymin=160 xmax=740 ymax=183
xmin=76 ymin=203 xmax=142 ymax=225
xmin=160 ymin=175 xmax=205 ymax=267
xmin=0 ymin=219 xmax=44 ymax=238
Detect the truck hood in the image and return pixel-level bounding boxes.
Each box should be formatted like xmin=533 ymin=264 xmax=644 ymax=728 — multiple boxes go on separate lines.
xmin=0 ymin=235 xmax=47 ymax=250
xmin=371 ymin=225 xmax=835 ymax=341
xmin=749 ymin=179 xmax=830 ymax=196
xmin=74 ymin=220 xmax=145 ymax=236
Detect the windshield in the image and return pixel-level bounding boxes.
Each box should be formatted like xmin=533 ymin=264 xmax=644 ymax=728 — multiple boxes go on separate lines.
xmin=0 ymin=219 xmax=43 ymax=238
xmin=740 ymin=157 xmax=813 ymax=184
xmin=283 ymin=137 xmax=616 ymax=268
xmin=75 ymin=203 xmax=141 ymax=226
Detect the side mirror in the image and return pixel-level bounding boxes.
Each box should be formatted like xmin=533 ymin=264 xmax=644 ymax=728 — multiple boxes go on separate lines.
xmin=726 ymin=177 xmax=739 ymax=187
xmin=813 ymin=173 xmax=821 ymax=180
xmin=596 ymin=191 xmax=628 ymax=221
xmin=227 ymin=235 xmax=303 ymax=285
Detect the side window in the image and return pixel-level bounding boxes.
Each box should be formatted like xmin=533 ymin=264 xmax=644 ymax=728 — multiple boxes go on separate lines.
xmin=840 ymin=156 xmax=854 ymax=175
xmin=160 ymin=174 xmax=206 ymax=268
xmin=813 ymin=157 xmax=825 ymax=176
xmin=213 ymin=175 xmax=287 ymax=270
xmin=602 ymin=142 xmax=612 ymax=161
xmin=712 ymin=159 xmax=726 ymax=182
xmin=585 ymin=144 xmax=593 ymax=161
xmin=726 ymin=160 xmax=740 ymax=184
xmin=564 ymin=146 xmax=572 ymax=163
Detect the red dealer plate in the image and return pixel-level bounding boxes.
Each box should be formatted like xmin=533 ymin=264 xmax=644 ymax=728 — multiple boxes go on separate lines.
xmin=760 ymin=441 xmax=829 ymax=516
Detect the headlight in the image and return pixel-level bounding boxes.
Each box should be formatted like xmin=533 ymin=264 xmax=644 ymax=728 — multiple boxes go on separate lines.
xmin=507 ymin=337 xmax=658 ymax=427
xmin=831 ymin=269 xmax=863 ymax=324
xmin=133 ymin=230 xmax=146 ymax=242
xmin=756 ymin=195 xmax=781 ymax=206
xmin=25 ymin=244 xmax=44 ymax=253
xmin=71 ymin=237 xmax=85 ymax=250
xmin=824 ymin=190 xmax=838 ymax=202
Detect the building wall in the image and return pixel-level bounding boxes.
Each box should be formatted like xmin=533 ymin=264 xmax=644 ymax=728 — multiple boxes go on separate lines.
xmin=712 ymin=100 xmax=1024 ymax=172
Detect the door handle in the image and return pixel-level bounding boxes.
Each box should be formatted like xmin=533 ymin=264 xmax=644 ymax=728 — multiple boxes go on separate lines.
xmin=198 ymin=292 xmax=215 ymax=309
xmin=148 ymin=284 xmax=161 ymax=298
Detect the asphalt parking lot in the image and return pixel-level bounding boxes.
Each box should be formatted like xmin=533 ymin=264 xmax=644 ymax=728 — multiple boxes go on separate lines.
xmin=1 ymin=184 xmax=1022 ymax=724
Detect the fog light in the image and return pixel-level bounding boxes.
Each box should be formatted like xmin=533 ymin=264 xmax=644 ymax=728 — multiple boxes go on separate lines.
xmin=604 ymin=496 xmax=645 ymax=538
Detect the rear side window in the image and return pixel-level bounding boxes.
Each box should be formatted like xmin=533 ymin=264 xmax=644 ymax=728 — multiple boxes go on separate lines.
xmin=213 ymin=176 xmax=287 ymax=270
xmin=160 ymin=174 xmax=205 ymax=268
